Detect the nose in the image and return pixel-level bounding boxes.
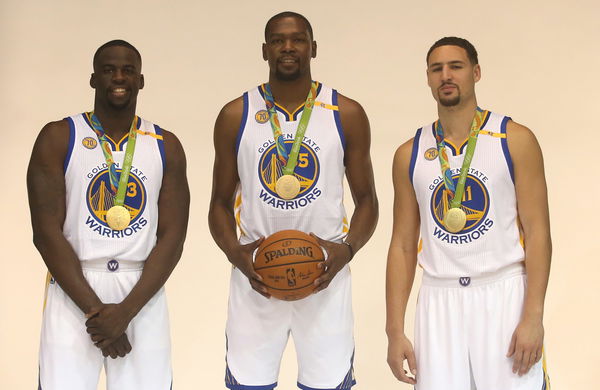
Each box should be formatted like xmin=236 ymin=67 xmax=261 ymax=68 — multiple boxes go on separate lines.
xmin=441 ymin=65 xmax=451 ymax=81
xmin=281 ymin=38 xmax=295 ymax=52
xmin=112 ymin=68 xmax=126 ymax=83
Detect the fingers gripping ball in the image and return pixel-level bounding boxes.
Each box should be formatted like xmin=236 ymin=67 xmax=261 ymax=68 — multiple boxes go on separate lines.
xmin=254 ymin=230 xmax=325 ymax=301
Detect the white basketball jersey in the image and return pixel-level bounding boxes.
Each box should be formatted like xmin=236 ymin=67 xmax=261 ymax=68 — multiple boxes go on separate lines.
xmin=62 ymin=113 xmax=165 ymax=262
xmin=235 ymin=82 xmax=348 ymax=244
xmin=411 ymin=111 xmax=524 ymax=278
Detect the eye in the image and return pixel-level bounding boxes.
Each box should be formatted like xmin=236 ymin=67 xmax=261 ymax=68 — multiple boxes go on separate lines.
xmin=103 ymin=66 xmax=114 ymax=74
xmin=450 ymin=64 xmax=463 ymax=69
xmin=271 ymin=38 xmax=283 ymax=44
xmin=430 ymin=66 xmax=442 ymax=72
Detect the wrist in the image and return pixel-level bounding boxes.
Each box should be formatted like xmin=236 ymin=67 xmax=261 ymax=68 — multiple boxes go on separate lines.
xmin=342 ymin=240 xmax=354 ymax=262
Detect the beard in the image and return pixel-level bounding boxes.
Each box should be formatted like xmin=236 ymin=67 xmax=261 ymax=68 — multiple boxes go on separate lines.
xmin=439 ymin=95 xmax=460 ymax=107
xmin=275 ymin=66 xmax=302 ymax=81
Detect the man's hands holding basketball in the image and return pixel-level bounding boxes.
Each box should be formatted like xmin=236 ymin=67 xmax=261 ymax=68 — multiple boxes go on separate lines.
xmin=311 ymin=233 xmax=353 ymax=292
xmin=228 ymin=237 xmax=271 ymax=298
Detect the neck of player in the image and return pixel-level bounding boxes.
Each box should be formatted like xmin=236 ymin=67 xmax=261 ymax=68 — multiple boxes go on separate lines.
xmin=93 ymin=102 xmax=137 ymax=140
xmin=437 ymin=98 xmax=479 ymax=144
xmin=268 ymin=73 xmax=313 ymax=113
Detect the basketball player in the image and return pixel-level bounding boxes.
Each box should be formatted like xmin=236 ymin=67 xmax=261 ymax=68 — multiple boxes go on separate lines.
xmin=27 ymin=40 xmax=189 ymax=389
xmin=385 ymin=37 xmax=551 ymax=390
xmin=209 ymin=11 xmax=378 ymax=390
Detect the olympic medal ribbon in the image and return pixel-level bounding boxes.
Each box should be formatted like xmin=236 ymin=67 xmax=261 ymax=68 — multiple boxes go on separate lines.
xmin=435 ymin=108 xmax=487 ymax=232
xmin=263 ymin=81 xmax=318 ymax=175
xmin=86 ymin=112 xmax=139 ymax=230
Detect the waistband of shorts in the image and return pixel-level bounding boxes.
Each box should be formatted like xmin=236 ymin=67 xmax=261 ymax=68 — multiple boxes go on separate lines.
xmin=422 ymin=262 xmax=525 ymax=288
xmin=81 ymin=259 xmax=144 ymax=272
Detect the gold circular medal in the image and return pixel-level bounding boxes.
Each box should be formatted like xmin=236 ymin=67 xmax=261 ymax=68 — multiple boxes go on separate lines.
xmin=275 ymin=175 xmax=301 ymax=200
xmin=106 ymin=205 xmax=131 ymax=230
xmin=444 ymin=207 xmax=467 ymax=233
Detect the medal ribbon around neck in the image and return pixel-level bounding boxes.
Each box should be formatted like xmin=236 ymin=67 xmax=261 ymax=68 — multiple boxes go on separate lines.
xmin=263 ymin=81 xmax=318 ymax=176
xmin=86 ymin=112 xmax=138 ymax=207
xmin=435 ymin=107 xmax=487 ymax=209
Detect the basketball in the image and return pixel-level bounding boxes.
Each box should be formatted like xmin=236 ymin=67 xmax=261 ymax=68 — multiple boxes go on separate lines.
xmin=254 ymin=230 xmax=325 ymax=301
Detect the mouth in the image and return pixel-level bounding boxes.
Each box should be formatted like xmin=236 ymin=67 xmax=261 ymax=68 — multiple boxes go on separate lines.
xmin=278 ymin=57 xmax=298 ymax=65
xmin=110 ymin=88 xmax=128 ymax=97
xmin=439 ymin=84 xmax=457 ymax=94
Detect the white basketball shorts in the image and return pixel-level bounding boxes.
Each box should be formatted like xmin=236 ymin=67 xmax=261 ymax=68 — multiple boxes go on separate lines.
xmin=414 ymin=262 xmax=550 ymax=390
xmin=225 ymin=264 xmax=355 ymax=390
xmin=38 ymin=260 xmax=172 ymax=390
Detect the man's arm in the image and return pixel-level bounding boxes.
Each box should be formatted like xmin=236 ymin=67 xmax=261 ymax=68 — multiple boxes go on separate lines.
xmin=385 ymin=139 xmax=420 ymax=385
xmin=27 ymin=120 xmax=132 ymax=358
xmin=208 ymin=98 xmax=269 ymax=297
xmin=313 ymin=94 xmax=378 ymax=291
xmin=506 ymin=120 xmax=551 ymax=376
xmin=28 ymin=120 xmax=105 ymax=313
xmin=86 ymin=129 xmax=190 ymax=348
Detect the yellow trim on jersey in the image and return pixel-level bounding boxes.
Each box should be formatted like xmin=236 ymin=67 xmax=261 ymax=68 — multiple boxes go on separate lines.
xmin=444 ymin=138 xmax=463 ymax=152
xmin=542 ymin=347 xmax=551 ymax=389
xmin=136 ymin=129 xmax=163 ymax=140
xmin=42 ymin=272 xmax=53 ymax=311
xmin=342 ymin=216 xmax=349 ymax=233
xmin=315 ymin=101 xmax=339 ymax=111
xmin=418 ymin=238 xmax=423 ymax=253
xmin=260 ymin=82 xmax=322 ymax=120
xmin=234 ymin=193 xmax=245 ymax=237
xmin=478 ymin=130 xmax=507 ymax=138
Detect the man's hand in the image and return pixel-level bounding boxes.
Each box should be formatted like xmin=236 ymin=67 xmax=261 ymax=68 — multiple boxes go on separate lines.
xmin=100 ymin=333 xmax=132 ymax=359
xmin=507 ymin=317 xmax=544 ymax=376
xmin=387 ymin=333 xmax=417 ymax=385
xmin=227 ymin=237 xmax=270 ymax=298
xmin=85 ymin=303 xmax=131 ymax=349
xmin=311 ymin=234 xmax=352 ymax=292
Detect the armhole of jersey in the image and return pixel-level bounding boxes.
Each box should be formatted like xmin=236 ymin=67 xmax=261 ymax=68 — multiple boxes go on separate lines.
xmin=500 ymin=116 xmax=515 ymax=183
xmin=409 ymin=128 xmax=422 ymax=184
xmin=63 ymin=117 xmax=76 ymax=173
xmin=332 ymin=89 xmax=346 ymax=151
xmin=154 ymin=124 xmax=166 ymax=171
xmin=235 ymin=92 xmax=249 ymax=156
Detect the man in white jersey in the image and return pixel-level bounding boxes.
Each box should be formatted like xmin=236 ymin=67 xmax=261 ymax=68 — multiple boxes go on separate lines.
xmin=209 ymin=11 xmax=378 ymax=390
xmin=27 ymin=40 xmax=189 ymax=389
xmin=386 ymin=37 xmax=551 ymax=390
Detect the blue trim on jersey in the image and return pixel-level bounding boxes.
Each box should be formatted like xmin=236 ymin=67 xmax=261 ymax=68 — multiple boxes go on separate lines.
xmin=332 ymin=89 xmax=346 ymax=151
xmin=297 ymin=379 xmax=356 ymax=390
xmin=82 ymin=113 xmax=118 ymax=150
xmin=298 ymin=350 xmax=356 ymax=390
xmin=235 ymin=92 xmax=249 ymax=155
xmin=500 ymin=116 xmax=514 ymax=183
xmin=64 ymin=117 xmax=76 ymax=172
xmin=225 ymin=363 xmax=276 ymax=390
xmin=154 ymin=124 xmax=166 ymax=171
xmin=409 ymin=128 xmax=422 ymax=184
xmin=292 ymin=83 xmax=324 ymax=121
xmin=481 ymin=110 xmax=491 ymax=129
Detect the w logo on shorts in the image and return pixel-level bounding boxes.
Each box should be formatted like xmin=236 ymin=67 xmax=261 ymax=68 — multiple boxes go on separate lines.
xmin=107 ymin=260 xmax=119 ymax=272
xmin=459 ymin=277 xmax=471 ymax=287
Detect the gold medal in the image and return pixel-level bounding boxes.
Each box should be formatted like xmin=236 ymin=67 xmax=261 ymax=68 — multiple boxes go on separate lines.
xmin=444 ymin=207 xmax=467 ymax=233
xmin=106 ymin=205 xmax=131 ymax=230
xmin=275 ymin=175 xmax=301 ymax=200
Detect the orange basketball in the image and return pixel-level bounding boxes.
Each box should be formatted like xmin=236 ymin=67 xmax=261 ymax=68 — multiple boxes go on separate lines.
xmin=254 ymin=230 xmax=325 ymax=301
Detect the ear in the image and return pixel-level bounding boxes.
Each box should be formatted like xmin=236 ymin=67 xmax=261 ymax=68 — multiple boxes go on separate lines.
xmin=262 ymin=43 xmax=267 ymax=61
xmin=426 ymin=68 xmax=432 ymax=88
xmin=139 ymin=74 xmax=145 ymax=89
xmin=312 ymin=41 xmax=317 ymax=58
xmin=89 ymin=73 xmax=96 ymax=89
xmin=473 ymin=64 xmax=481 ymax=82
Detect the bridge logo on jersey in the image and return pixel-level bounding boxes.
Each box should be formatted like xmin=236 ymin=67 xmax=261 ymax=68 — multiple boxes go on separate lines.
xmin=257 ymin=139 xmax=322 ymax=210
xmin=424 ymin=147 xmax=438 ymax=160
xmin=82 ymin=137 xmax=98 ymax=149
xmin=85 ymin=168 xmax=148 ymax=237
xmin=430 ymin=173 xmax=494 ymax=244
xmin=255 ymin=110 xmax=269 ymax=124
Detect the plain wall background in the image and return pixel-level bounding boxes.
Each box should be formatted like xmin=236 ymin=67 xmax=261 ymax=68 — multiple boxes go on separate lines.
xmin=1 ymin=0 xmax=598 ymax=388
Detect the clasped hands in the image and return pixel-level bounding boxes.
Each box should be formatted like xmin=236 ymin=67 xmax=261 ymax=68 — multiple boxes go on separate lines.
xmin=85 ymin=303 xmax=132 ymax=359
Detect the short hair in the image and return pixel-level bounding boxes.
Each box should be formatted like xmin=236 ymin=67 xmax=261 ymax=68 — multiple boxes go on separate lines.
xmin=93 ymin=39 xmax=142 ymax=68
xmin=265 ymin=11 xmax=314 ymax=41
xmin=426 ymin=37 xmax=478 ymax=65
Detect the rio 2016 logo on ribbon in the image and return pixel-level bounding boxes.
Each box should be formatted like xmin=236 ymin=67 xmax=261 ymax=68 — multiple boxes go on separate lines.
xmin=86 ymin=169 xmax=147 ymax=228
xmin=430 ymin=174 xmax=490 ymax=234
xmin=258 ymin=140 xmax=320 ymax=200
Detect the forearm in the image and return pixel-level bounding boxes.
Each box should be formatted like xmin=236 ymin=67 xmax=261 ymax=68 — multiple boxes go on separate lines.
xmin=119 ymin=231 xmax=185 ymax=320
xmin=344 ymin=193 xmax=378 ymax=254
xmin=34 ymin=230 xmax=102 ymax=313
xmin=386 ymin=245 xmax=417 ymax=336
xmin=522 ymin=232 xmax=551 ymax=322
xmin=208 ymin=201 xmax=241 ymax=260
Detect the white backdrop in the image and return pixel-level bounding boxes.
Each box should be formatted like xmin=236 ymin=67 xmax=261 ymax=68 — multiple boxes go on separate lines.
xmin=1 ymin=0 xmax=598 ymax=389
